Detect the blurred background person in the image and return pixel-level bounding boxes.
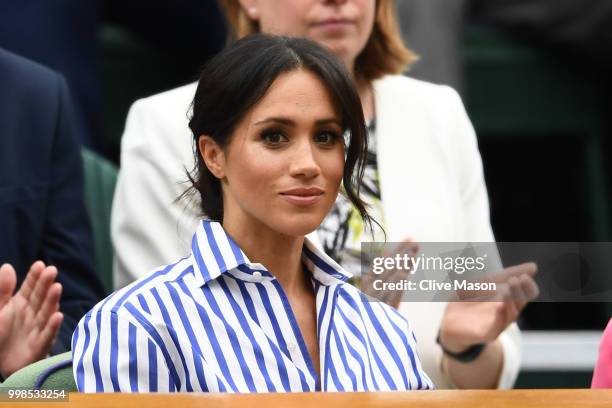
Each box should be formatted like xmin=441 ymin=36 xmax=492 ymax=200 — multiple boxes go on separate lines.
xmin=0 ymin=48 xmax=105 ymax=378
xmin=0 ymin=0 xmax=227 ymax=159
xmin=592 ymin=319 xmax=612 ymax=388
xmin=0 ymin=1 xmax=101 ymax=152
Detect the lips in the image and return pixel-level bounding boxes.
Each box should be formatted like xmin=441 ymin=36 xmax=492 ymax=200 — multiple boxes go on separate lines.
xmin=279 ymin=187 xmax=325 ymax=206
xmin=312 ymin=18 xmax=353 ymax=32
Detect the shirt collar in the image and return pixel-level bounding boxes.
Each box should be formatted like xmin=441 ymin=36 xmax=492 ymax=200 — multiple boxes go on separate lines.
xmin=190 ymin=220 xmax=251 ymax=287
xmin=190 ymin=220 xmax=353 ymax=287
xmin=301 ymin=238 xmax=352 ymax=286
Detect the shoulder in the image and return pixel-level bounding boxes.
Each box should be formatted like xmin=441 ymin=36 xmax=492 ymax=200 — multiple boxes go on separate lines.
xmin=373 ymin=75 xmax=474 ymax=148
xmin=374 ymin=75 xmax=464 ymax=111
xmin=88 ymin=257 xmax=195 ymax=321
xmin=0 ymin=48 xmax=66 ymax=105
xmin=129 ymin=82 xmax=198 ymax=120
xmin=120 ymin=82 xmax=197 ymax=162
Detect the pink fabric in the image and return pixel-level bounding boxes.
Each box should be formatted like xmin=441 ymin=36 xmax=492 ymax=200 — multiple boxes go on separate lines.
xmin=592 ymin=319 xmax=612 ymax=388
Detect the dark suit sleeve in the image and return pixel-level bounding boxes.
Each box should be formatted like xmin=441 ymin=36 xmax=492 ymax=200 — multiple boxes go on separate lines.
xmin=42 ymin=75 xmax=105 ymax=354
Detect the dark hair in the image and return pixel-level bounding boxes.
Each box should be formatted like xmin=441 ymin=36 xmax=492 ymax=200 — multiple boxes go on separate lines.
xmin=188 ymin=33 xmax=374 ymax=230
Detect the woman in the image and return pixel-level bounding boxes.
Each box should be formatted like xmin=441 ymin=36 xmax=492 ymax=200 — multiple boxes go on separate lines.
xmin=112 ymin=0 xmax=536 ymax=389
xmin=74 ymin=34 xmax=432 ymax=393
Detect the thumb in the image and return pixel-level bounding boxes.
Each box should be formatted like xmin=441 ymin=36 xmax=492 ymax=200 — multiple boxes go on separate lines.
xmin=0 ymin=264 xmax=17 ymax=308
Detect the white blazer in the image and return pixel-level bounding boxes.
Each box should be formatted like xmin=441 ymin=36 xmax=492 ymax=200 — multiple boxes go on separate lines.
xmin=111 ymin=75 xmax=520 ymax=389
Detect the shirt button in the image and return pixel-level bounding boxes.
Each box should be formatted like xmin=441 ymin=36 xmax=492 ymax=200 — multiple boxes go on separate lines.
xmin=287 ymin=343 xmax=296 ymax=352
xmin=252 ymin=271 xmax=262 ymax=279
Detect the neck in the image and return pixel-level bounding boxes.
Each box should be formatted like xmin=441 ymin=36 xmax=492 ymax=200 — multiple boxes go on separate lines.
xmin=222 ymin=216 xmax=308 ymax=297
xmin=355 ymin=75 xmax=375 ymax=122
xmin=345 ymin=57 xmax=374 ymax=121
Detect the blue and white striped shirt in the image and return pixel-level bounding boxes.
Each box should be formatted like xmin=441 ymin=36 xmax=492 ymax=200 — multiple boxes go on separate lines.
xmin=72 ymin=220 xmax=432 ymax=392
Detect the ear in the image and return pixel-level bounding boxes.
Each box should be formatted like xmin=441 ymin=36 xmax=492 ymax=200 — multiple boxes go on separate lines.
xmin=238 ymin=0 xmax=259 ymax=20
xmin=198 ymin=135 xmax=226 ymax=179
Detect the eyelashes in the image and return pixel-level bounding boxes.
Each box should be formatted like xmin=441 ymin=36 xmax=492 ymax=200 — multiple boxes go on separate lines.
xmin=260 ymin=129 xmax=288 ymax=145
xmin=259 ymin=128 xmax=343 ymax=148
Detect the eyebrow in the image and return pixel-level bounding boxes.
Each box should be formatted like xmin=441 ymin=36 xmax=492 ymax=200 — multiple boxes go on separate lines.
xmin=254 ymin=117 xmax=341 ymax=127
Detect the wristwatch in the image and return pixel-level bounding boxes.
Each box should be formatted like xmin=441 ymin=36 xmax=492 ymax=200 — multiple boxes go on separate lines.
xmin=436 ymin=332 xmax=486 ymax=363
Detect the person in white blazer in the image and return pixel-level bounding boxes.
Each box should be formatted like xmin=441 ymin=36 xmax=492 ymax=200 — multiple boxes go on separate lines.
xmin=112 ymin=0 xmax=538 ymax=389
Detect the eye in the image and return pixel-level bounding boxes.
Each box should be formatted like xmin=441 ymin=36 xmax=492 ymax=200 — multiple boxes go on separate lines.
xmin=314 ymin=130 xmax=340 ymax=146
xmin=261 ymin=129 xmax=288 ymax=146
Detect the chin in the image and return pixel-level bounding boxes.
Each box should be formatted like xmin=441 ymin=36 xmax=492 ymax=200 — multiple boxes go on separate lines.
xmin=316 ymin=38 xmax=354 ymax=59
xmin=268 ymin=211 xmax=326 ymax=238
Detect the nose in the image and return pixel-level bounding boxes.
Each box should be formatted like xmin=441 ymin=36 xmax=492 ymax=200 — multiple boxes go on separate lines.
xmin=288 ymin=139 xmax=321 ymax=179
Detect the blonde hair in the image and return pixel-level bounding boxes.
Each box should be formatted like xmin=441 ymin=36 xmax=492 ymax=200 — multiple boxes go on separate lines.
xmin=219 ymin=0 xmax=417 ymax=82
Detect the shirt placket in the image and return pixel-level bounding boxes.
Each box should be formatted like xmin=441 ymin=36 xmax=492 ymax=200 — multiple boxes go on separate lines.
xmin=313 ymin=282 xmax=340 ymax=391
xmin=268 ymin=278 xmax=320 ymax=390
xmin=240 ymin=265 xmax=318 ymax=391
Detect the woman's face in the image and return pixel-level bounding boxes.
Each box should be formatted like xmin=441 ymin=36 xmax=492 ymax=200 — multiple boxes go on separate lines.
xmin=207 ymin=69 xmax=345 ymax=237
xmin=241 ymin=0 xmax=376 ymax=72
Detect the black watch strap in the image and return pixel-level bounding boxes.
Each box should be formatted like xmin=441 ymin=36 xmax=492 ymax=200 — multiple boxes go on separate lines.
xmin=436 ymin=332 xmax=486 ymax=363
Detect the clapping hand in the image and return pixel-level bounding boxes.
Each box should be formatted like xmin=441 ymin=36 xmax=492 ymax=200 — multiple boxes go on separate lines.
xmin=361 ymin=240 xmax=419 ymax=309
xmin=0 ymin=261 xmax=63 ymax=379
xmin=439 ymin=262 xmax=539 ymax=353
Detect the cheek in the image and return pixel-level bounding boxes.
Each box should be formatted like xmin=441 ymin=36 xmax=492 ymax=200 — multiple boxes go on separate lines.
xmin=228 ymin=147 xmax=278 ymax=196
xmin=259 ymin=3 xmax=309 ymax=36
xmin=357 ymin=0 xmax=376 ymax=38
xmin=321 ymin=149 xmax=346 ymax=189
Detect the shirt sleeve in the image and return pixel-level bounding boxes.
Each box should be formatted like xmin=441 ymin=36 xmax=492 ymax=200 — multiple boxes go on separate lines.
xmin=71 ymin=306 xmax=177 ymax=392
xmin=111 ymin=98 xmax=198 ymax=289
xmin=496 ymin=322 xmax=522 ymax=388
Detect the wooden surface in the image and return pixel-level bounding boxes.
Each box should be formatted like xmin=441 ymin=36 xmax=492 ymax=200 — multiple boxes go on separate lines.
xmin=4 ymin=389 xmax=612 ymax=407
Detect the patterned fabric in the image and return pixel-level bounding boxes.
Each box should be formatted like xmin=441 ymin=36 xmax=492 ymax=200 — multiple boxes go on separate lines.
xmin=318 ymin=120 xmax=386 ymax=279
xmin=72 ymin=220 xmax=432 ymax=393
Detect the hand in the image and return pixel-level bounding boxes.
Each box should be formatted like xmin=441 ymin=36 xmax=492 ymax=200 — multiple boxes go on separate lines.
xmin=0 ymin=262 xmax=63 ymax=379
xmin=439 ymin=262 xmax=539 ymax=353
xmin=361 ymin=239 xmax=419 ymax=309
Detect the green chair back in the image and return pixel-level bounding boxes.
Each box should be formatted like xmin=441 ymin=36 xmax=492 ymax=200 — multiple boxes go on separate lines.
xmin=99 ymin=24 xmax=198 ymax=161
xmin=82 ymin=148 xmax=118 ymax=293
xmin=0 ymin=352 xmax=76 ymax=391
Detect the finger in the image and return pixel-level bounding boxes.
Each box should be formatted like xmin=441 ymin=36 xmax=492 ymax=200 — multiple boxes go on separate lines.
xmin=34 ymin=282 xmax=62 ymax=330
xmin=35 ymin=312 xmax=63 ymax=357
xmin=494 ymin=287 xmax=519 ymax=326
xmin=487 ymin=282 xmax=511 ymax=303
xmin=502 ymin=301 xmax=520 ymax=328
xmin=488 ymin=262 xmax=538 ymax=284
xmin=507 ymin=276 xmax=530 ymax=312
xmin=29 ymin=266 xmax=58 ymax=313
xmin=506 ymin=262 xmax=538 ymax=279
xmin=509 ymin=275 xmax=540 ymax=313
xmin=401 ymin=238 xmax=419 ymax=256
xmin=383 ymin=240 xmax=418 ymax=259
xmin=17 ymin=261 xmax=46 ymax=301
xmin=508 ymin=276 xmax=525 ymax=302
xmin=0 ymin=264 xmax=17 ymax=308
xmin=519 ymin=274 xmax=540 ymax=301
